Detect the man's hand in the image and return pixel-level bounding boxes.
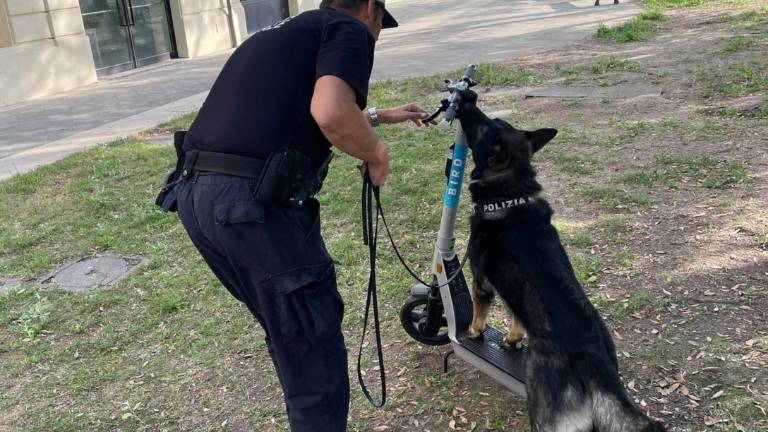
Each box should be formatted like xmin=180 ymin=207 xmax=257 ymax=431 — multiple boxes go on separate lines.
xmin=378 ymin=104 xmax=429 ymax=126
xmin=359 ymin=141 xmax=389 ymax=186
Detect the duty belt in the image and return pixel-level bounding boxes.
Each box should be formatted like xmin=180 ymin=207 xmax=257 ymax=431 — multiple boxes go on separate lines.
xmin=180 ymin=146 xmax=331 ymax=208
xmin=181 ymin=150 xmax=266 ymax=180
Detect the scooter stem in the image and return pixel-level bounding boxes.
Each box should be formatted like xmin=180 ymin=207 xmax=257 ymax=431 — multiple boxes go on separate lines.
xmin=435 ymin=127 xmax=469 ymax=262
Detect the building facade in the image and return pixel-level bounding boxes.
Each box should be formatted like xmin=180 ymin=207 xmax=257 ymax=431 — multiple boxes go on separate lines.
xmin=0 ymin=0 xmax=321 ymax=105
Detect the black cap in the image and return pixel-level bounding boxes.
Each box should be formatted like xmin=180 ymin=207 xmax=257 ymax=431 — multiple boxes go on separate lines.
xmin=375 ymin=0 xmax=398 ymax=28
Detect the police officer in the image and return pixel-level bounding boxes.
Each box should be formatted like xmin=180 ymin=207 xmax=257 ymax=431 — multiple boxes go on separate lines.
xmin=171 ymin=1 xmax=427 ymax=430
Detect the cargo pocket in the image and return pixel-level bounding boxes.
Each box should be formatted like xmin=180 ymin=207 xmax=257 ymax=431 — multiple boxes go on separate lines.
xmin=214 ymin=200 xmax=265 ymax=225
xmin=285 ymin=198 xmax=321 ymax=241
xmin=269 ymin=262 xmax=343 ymax=346
xmin=283 ymin=199 xmax=333 ymax=262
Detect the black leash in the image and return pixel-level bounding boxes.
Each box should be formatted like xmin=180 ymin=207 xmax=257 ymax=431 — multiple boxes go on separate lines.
xmin=377 ymin=202 xmax=471 ymax=290
xmin=357 ymin=174 xmax=472 ymax=408
xmin=357 ymin=174 xmax=387 ymax=407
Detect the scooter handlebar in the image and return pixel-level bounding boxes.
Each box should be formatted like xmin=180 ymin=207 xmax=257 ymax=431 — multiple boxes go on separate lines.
xmin=438 ymin=64 xmax=477 ymax=129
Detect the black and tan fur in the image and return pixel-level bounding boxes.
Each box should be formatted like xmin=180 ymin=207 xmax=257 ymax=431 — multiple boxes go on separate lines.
xmin=460 ymin=101 xmax=666 ymax=432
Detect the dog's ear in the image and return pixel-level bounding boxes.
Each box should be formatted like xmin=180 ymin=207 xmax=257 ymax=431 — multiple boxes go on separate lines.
xmin=525 ymin=128 xmax=558 ymax=153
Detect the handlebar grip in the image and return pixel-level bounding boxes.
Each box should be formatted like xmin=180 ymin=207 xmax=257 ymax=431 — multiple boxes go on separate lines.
xmin=462 ymin=64 xmax=477 ymax=81
xmin=443 ymin=102 xmax=458 ymax=124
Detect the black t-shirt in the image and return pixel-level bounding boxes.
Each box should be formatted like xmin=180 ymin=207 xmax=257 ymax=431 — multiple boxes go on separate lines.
xmin=184 ymin=8 xmax=376 ymax=167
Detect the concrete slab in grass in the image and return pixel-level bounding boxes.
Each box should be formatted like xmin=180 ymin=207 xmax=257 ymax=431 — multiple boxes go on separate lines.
xmin=0 ymin=277 xmax=21 ymax=295
xmin=45 ymin=252 xmax=147 ymax=292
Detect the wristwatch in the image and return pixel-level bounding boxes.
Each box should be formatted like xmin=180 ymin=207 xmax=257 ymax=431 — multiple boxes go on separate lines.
xmin=368 ymin=107 xmax=379 ymax=127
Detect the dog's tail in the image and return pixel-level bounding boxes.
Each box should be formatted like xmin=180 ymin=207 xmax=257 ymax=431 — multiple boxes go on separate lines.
xmin=591 ymin=390 xmax=667 ymax=432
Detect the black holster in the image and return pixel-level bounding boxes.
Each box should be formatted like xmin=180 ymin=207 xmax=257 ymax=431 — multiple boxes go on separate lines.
xmin=254 ymin=148 xmax=312 ymax=206
xmin=289 ymin=151 xmax=333 ymax=206
xmin=154 ymin=131 xmax=188 ymax=213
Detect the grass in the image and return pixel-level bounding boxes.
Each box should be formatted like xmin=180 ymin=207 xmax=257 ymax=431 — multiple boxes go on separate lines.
xmin=149 ymin=289 xmax=189 ymax=314
xmin=702 ymin=62 xmax=768 ymax=98
xmin=643 ymin=0 xmax=708 ymax=7
xmin=612 ymin=120 xmax=650 ymax=145
xmin=147 ymin=111 xmax=198 ymax=135
xmin=613 ymin=289 xmax=654 ymax=318
xmin=722 ymin=35 xmax=755 ymax=52
xmin=597 ymin=216 xmax=634 ymax=245
xmin=644 ymin=0 xmax=751 ymax=8
xmin=554 ymin=219 xmax=595 ymax=249
xmin=597 ymin=11 xmax=666 ymax=43
xmin=759 ymin=100 xmax=768 ymax=117
xmin=554 ymin=125 xmax=614 ymax=147
xmin=592 ymin=289 xmax=654 ymax=320
xmin=474 ymin=63 xmax=535 ymax=87
xmin=578 ymin=187 xmax=653 ymax=209
xmin=700 ymin=106 xmax=741 ymax=118
xmin=720 ymin=8 xmax=768 ymax=29
xmin=617 ymin=170 xmax=665 ymax=187
xmin=589 ymin=57 xmax=642 ymax=75
xmin=13 ymin=293 xmax=54 ymax=340
xmin=571 ymin=253 xmax=601 ymax=286
xmin=616 ymin=155 xmax=747 ymax=189
xmin=656 ymin=155 xmax=745 ymax=189
xmin=537 ymin=148 xmax=595 ymax=174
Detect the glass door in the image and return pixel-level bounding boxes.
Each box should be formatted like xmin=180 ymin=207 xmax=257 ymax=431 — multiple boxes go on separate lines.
xmin=242 ymin=0 xmax=288 ymax=34
xmin=80 ymin=0 xmax=134 ymax=74
xmin=80 ymin=0 xmax=176 ymax=75
xmin=129 ymin=0 xmax=175 ymax=66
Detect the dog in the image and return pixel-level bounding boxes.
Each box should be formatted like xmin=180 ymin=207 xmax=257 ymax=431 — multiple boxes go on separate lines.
xmin=459 ymin=99 xmax=666 ymax=432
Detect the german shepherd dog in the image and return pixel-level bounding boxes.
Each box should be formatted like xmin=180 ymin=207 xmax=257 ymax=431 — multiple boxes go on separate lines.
xmin=460 ymin=100 xmax=666 ymax=432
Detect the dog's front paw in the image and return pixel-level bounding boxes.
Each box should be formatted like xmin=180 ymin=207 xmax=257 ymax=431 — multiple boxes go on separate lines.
xmin=467 ymin=325 xmax=486 ymax=339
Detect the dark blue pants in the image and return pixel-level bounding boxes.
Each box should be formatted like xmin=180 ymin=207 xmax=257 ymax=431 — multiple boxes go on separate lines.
xmin=175 ymin=174 xmax=349 ymax=431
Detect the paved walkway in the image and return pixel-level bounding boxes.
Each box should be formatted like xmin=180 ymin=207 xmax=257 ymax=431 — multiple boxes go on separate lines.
xmin=0 ymin=0 xmax=641 ymax=180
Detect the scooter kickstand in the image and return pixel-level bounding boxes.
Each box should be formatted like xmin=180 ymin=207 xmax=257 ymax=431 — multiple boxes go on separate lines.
xmin=443 ymin=349 xmax=455 ymax=373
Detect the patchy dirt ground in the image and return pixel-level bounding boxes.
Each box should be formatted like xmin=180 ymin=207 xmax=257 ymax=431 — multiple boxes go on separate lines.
xmin=359 ymin=5 xmax=768 ymax=432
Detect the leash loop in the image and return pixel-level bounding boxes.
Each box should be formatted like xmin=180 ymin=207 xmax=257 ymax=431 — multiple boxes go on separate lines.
xmin=357 ymin=174 xmax=387 ymax=407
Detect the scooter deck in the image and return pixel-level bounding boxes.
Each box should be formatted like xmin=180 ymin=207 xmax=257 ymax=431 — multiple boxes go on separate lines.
xmin=457 ymin=325 xmax=527 ymax=382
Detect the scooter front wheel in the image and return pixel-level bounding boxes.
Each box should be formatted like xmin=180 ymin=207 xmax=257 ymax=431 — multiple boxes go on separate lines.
xmin=399 ymin=295 xmax=450 ymax=346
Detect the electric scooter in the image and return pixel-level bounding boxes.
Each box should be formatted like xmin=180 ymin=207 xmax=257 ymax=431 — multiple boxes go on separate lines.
xmin=398 ymin=64 xmax=528 ymax=397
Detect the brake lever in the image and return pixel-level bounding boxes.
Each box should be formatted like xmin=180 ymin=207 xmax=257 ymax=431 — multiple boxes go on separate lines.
xmin=421 ymin=99 xmax=450 ymax=125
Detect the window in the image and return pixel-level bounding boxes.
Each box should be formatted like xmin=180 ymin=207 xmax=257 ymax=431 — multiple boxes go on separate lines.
xmin=0 ymin=0 xmax=12 ymax=47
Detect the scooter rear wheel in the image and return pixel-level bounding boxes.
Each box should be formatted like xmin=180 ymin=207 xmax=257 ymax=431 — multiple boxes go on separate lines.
xmin=399 ymin=295 xmax=450 ymax=346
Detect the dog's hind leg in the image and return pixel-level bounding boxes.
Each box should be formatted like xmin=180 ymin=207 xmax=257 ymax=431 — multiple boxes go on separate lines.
xmin=500 ymin=309 xmax=526 ymax=350
xmin=468 ymin=280 xmax=494 ymax=338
